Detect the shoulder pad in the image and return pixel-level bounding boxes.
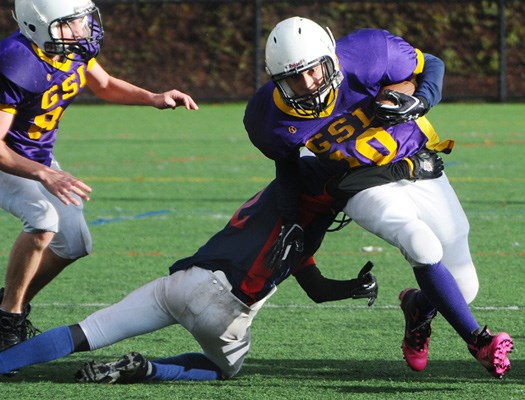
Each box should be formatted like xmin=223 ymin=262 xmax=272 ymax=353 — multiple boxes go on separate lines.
xmin=0 ymin=33 xmax=49 ymax=93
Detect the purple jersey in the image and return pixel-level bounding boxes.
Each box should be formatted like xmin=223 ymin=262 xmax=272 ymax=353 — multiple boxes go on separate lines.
xmin=244 ymin=29 xmax=453 ymax=171
xmin=0 ymin=32 xmax=94 ymax=166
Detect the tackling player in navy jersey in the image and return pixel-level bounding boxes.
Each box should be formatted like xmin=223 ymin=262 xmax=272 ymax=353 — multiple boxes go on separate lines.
xmin=0 ymin=152 xmax=443 ymax=382
xmin=244 ymin=17 xmax=513 ymax=378
xmin=0 ymin=0 xmax=198 ymax=353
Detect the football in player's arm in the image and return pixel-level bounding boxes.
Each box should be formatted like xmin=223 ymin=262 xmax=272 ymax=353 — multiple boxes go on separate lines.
xmin=243 ymin=17 xmax=513 ymax=378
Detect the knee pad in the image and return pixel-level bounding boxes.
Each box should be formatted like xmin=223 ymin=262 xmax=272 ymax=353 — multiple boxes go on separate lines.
xmin=22 ymin=200 xmax=60 ymax=233
xmin=49 ymin=216 xmax=92 ymax=259
xmin=397 ymin=220 xmax=443 ymax=265
xmin=450 ymin=263 xmax=479 ymax=304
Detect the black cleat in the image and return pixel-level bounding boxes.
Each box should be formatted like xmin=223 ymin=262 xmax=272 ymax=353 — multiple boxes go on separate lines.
xmin=0 ymin=288 xmax=41 ymax=377
xmin=75 ymin=352 xmax=150 ymax=384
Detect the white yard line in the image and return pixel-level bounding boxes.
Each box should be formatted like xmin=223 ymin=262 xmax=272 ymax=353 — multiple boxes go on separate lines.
xmin=33 ymin=302 xmax=521 ymax=311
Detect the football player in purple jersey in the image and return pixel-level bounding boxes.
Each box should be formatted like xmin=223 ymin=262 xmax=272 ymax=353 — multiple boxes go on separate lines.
xmin=243 ymin=17 xmax=513 ymax=378
xmin=0 ymin=152 xmax=444 ymax=382
xmin=0 ymin=0 xmax=198 ymax=352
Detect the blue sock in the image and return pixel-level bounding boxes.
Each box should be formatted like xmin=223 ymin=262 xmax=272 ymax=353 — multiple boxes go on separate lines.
xmin=0 ymin=326 xmax=74 ymax=375
xmin=414 ymin=261 xmax=479 ymax=342
xmin=148 ymin=353 xmax=222 ymax=381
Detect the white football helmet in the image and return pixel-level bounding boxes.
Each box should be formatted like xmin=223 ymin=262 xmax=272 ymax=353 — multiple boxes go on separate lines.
xmin=13 ymin=0 xmax=104 ymax=61
xmin=265 ymin=17 xmax=343 ymax=116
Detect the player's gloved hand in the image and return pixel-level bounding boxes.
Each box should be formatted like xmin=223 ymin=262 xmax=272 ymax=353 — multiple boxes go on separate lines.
xmin=406 ymin=149 xmax=444 ymax=180
xmin=374 ymin=90 xmax=429 ymax=126
xmin=349 ymin=261 xmax=378 ymax=306
xmin=264 ymin=223 xmax=304 ymax=271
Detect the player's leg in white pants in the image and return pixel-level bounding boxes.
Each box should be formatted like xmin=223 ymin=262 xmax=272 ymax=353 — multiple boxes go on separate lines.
xmin=0 ymin=161 xmax=92 ymax=310
xmin=0 ymin=160 xmax=92 ymax=259
xmin=79 ymin=266 xmax=274 ymax=378
xmin=343 ymin=173 xmax=479 ymax=303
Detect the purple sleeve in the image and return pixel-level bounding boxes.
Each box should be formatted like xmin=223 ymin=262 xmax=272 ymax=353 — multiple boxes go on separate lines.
xmin=382 ymin=30 xmax=419 ymax=83
xmin=0 ymin=33 xmax=49 ymax=93
xmin=0 ymin=74 xmax=25 ymax=107
xmin=337 ymin=29 xmax=418 ymax=88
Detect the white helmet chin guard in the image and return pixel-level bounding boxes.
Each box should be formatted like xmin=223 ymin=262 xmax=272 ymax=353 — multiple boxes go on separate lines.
xmin=265 ymin=16 xmax=343 ymax=117
xmin=13 ymin=0 xmax=104 ymax=62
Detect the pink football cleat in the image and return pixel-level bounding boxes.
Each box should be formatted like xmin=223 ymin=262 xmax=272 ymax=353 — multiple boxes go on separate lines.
xmin=468 ymin=326 xmax=513 ymax=379
xmin=399 ymin=288 xmax=436 ymax=372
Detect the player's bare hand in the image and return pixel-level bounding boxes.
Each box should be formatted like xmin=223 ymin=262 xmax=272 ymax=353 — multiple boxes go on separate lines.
xmin=154 ymin=90 xmax=199 ymax=110
xmin=40 ymin=169 xmax=92 ymax=206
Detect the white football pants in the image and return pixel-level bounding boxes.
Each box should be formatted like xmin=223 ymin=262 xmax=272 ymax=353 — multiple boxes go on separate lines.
xmin=343 ymin=173 xmax=479 ymax=304
xmin=0 ymin=159 xmax=92 ymax=259
xmin=79 ymin=266 xmax=276 ymax=378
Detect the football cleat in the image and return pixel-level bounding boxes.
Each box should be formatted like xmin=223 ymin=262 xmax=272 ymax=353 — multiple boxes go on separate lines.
xmin=75 ymin=352 xmax=150 ymax=384
xmin=468 ymin=326 xmax=513 ymax=379
xmin=0 ymin=308 xmax=39 ymax=378
xmin=399 ymin=288 xmax=437 ymax=371
xmin=0 ymin=288 xmax=40 ymax=351
xmin=0 ymin=309 xmax=27 ymax=352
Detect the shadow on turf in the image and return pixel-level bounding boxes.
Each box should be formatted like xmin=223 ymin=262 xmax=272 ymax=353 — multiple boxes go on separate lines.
xmin=243 ymin=358 xmax=523 ymax=383
xmin=0 ymin=358 xmax=521 ymax=385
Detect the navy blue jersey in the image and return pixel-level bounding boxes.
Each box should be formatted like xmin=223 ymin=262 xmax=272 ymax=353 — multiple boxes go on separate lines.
xmin=170 ymin=157 xmax=337 ymax=305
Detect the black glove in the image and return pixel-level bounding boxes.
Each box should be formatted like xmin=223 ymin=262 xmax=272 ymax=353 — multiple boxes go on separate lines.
xmin=264 ymin=224 xmax=304 ymax=271
xmin=374 ymin=90 xmax=429 ymax=126
xmin=349 ymin=261 xmax=378 ymax=306
xmin=407 ymin=149 xmax=444 ymax=180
